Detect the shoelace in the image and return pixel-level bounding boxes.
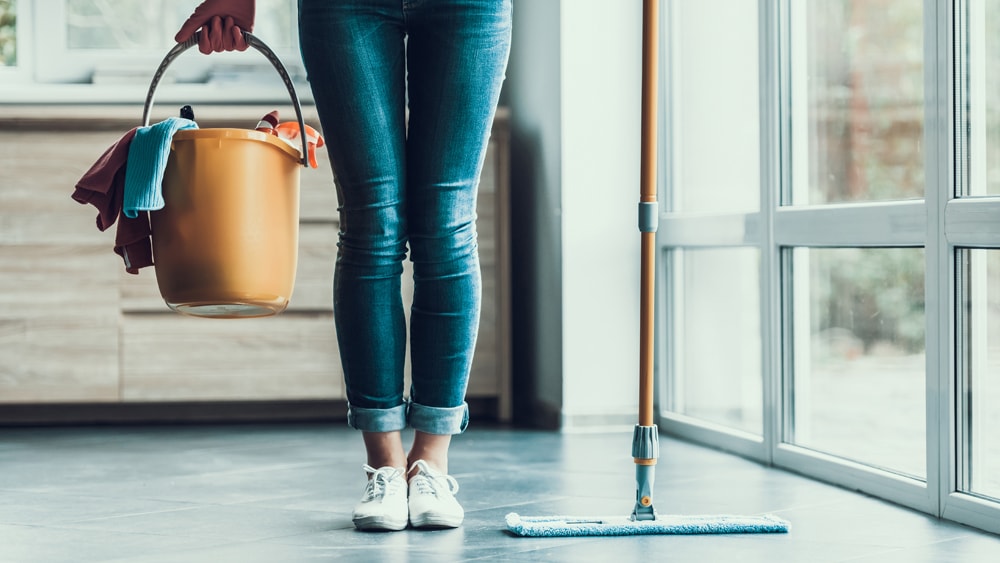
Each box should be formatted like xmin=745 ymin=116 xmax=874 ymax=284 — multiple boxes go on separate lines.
xmin=362 ymin=464 xmax=404 ymax=502
xmin=409 ymin=460 xmax=459 ymax=497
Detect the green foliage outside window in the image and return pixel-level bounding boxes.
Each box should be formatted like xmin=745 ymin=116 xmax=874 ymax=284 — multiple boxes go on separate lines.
xmin=0 ymin=0 xmax=14 ymax=67
xmin=814 ymin=248 xmax=926 ymax=355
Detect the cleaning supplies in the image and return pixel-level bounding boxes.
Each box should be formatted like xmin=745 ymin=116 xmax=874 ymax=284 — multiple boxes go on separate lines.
xmin=505 ymin=513 xmax=791 ymax=537
xmin=274 ymin=120 xmax=324 ymax=169
xmin=254 ymin=110 xmax=323 ymax=168
xmin=122 ymin=116 xmax=198 ymax=219
xmin=136 ymin=29 xmax=310 ymax=318
xmin=255 ymin=109 xmax=279 ymax=135
xmin=274 ymin=121 xmax=323 ymax=168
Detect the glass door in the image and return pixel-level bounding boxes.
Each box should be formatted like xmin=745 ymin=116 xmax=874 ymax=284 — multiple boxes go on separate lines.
xmin=781 ymin=0 xmax=929 ymax=495
xmin=659 ymin=0 xmax=1000 ymax=534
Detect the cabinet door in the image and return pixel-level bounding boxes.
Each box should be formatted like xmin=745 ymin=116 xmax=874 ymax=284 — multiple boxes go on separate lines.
xmin=0 ymin=131 xmax=123 ymax=403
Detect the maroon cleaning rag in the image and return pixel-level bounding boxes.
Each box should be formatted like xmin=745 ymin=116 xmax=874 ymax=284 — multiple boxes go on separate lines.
xmin=72 ymin=128 xmax=154 ymax=274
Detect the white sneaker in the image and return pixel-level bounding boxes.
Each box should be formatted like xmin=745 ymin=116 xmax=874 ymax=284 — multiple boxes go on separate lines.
xmin=407 ymin=459 xmax=464 ymax=529
xmin=352 ymin=464 xmax=408 ymax=531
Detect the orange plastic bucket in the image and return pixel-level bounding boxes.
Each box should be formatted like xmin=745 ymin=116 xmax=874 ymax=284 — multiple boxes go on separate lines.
xmin=151 ymin=129 xmax=302 ymax=318
xmin=141 ymin=31 xmax=311 ymax=318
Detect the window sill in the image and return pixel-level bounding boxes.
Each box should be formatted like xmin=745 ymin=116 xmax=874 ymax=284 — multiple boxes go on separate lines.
xmin=0 ymin=81 xmax=315 ymax=106
xmin=0 ymin=87 xmax=320 ymax=131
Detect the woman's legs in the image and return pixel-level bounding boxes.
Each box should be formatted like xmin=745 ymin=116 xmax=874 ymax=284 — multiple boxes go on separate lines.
xmin=403 ymin=0 xmax=513 ymax=467
xmin=300 ymin=0 xmax=512 ymax=519
xmin=299 ymin=0 xmax=409 ymax=469
xmin=403 ymin=3 xmax=512 ymax=515
xmin=407 ymin=432 xmax=453 ymax=477
xmin=363 ymin=431 xmax=406 ymax=471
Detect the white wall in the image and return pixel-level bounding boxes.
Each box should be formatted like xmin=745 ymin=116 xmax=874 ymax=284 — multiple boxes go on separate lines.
xmin=506 ymin=0 xmax=643 ymax=430
xmin=559 ymin=1 xmax=643 ymax=429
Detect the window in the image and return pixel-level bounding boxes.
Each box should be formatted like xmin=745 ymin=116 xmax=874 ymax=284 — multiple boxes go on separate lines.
xmin=0 ymin=0 xmax=14 ymax=67
xmin=792 ymin=0 xmax=923 ymax=204
xmin=1 ymin=0 xmax=301 ymax=101
xmin=33 ymin=0 xmax=297 ymax=84
xmin=959 ymin=249 xmax=1000 ymax=502
xmin=661 ymin=0 xmax=762 ymax=445
xmin=669 ymin=0 xmax=759 ymax=214
xmin=790 ymin=247 xmax=925 ymax=478
xmin=672 ymin=248 xmax=762 ymax=434
xmin=972 ymin=0 xmax=1000 ymax=196
xmin=659 ymin=0 xmax=1000 ymax=535
xmin=955 ymin=0 xmax=1000 ymax=512
xmin=785 ymin=0 xmax=927 ymax=481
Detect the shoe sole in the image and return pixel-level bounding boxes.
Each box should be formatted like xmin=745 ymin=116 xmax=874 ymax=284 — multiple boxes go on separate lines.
xmin=353 ymin=515 xmax=408 ymax=531
xmin=409 ymin=513 xmax=464 ymax=529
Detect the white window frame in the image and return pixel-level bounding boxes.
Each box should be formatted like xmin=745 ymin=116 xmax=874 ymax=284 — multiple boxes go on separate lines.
xmin=657 ymin=0 xmax=1000 ymax=536
xmin=0 ymin=0 xmax=306 ymax=104
xmin=33 ymin=0 xmax=181 ymax=84
xmin=0 ymin=0 xmax=33 ymax=84
xmin=943 ymin=0 xmax=1000 ymax=531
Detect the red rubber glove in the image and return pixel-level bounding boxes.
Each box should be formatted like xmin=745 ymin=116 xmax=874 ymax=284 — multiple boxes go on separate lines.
xmin=174 ymin=0 xmax=256 ymax=54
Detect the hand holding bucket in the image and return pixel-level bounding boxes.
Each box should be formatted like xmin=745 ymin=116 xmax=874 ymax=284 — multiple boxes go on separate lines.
xmin=174 ymin=0 xmax=257 ymax=54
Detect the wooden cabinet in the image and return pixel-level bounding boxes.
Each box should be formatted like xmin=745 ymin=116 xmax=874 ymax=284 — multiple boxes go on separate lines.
xmin=0 ymin=106 xmax=510 ymax=422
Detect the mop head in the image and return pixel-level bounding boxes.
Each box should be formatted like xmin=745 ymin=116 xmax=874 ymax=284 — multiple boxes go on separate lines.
xmin=504 ymin=512 xmax=790 ymax=537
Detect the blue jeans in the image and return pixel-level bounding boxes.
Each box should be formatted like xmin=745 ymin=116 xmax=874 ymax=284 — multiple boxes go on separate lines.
xmin=298 ymin=0 xmax=512 ymax=435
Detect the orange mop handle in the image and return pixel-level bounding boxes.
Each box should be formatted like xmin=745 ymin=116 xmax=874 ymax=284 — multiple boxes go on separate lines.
xmin=631 ymin=0 xmax=660 ymax=522
xmin=638 ymin=0 xmax=659 ymax=429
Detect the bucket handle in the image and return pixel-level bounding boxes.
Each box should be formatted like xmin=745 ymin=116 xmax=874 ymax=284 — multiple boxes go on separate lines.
xmin=141 ymin=31 xmax=310 ymax=167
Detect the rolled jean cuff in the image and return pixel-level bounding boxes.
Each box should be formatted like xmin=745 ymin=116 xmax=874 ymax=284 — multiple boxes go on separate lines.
xmin=347 ymin=403 xmax=408 ymax=433
xmin=407 ymin=400 xmax=469 ymax=435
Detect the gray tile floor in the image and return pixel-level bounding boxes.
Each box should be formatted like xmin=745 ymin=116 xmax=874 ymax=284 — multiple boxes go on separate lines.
xmin=1 ymin=423 xmax=998 ymax=562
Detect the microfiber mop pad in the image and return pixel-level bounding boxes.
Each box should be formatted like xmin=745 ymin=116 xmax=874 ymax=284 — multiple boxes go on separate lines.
xmin=505 ymin=513 xmax=790 ymax=537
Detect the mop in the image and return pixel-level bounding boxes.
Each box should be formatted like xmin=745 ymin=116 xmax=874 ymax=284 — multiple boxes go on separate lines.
xmin=504 ymin=0 xmax=790 ymax=537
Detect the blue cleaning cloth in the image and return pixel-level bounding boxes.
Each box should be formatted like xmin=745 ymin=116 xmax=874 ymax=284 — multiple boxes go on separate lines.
xmin=505 ymin=512 xmax=790 ymax=537
xmin=123 ymin=117 xmax=198 ymax=218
